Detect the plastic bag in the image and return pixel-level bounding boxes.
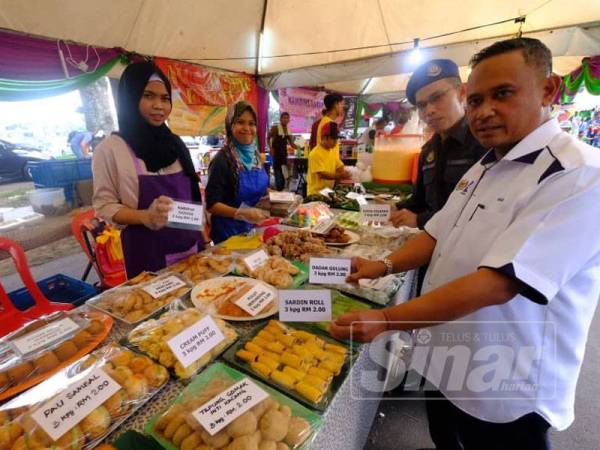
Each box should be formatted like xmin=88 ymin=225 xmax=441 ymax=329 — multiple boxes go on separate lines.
xmin=0 ymin=310 xmax=112 ymax=400
xmin=127 ymin=307 xmax=237 ymax=379
xmin=0 ymin=343 xmax=168 ymax=450
xmin=146 ymin=362 xmax=322 ymax=450
xmin=282 ymin=202 xmax=333 ymax=228
xmin=88 ymin=272 xmax=191 ymax=324
xmin=359 ymin=225 xmax=420 ymax=249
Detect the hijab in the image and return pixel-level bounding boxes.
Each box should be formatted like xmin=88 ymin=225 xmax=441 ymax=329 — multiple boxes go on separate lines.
xmin=116 ymin=62 xmax=201 ymax=202
xmin=220 ymin=101 xmax=262 ymax=195
xmin=225 ymin=101 xmax=260 ymax=170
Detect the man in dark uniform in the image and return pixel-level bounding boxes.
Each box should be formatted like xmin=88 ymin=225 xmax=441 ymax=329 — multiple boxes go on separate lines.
xmin=268 ymin=111 xmax=296 ymax=191
xmin=391 ymin=59 xmax=486 ymax=229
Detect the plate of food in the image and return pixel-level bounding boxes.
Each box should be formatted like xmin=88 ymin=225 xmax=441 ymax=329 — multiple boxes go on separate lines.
xmin=191 ymin=277 xmax=278 ymax=321
xmin=320 ymin=226 xmax=360 ymax=246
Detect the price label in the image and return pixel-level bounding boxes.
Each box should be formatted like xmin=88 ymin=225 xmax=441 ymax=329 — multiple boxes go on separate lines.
xmin=311 ymin=218 xmax=335 ymax=235
xmin=12 ymin=318 xmax=80 ymax=356
xmin=167 ymin=201 xmax=204 ymax=228
xmin=356 ymin=195 xmax=368 ymax=206
xmin=269 ymin=192 xmax=296 ymax=203
xmin=235 ymin=285 xmax=275 ymax=316
xmin=192 ymin=378 xmax=269 ymax=435
xmin=167 ymin=316 xmax=225 ymax=369
xmin=279 ymin=290 xmax=332 ymax=322
xmin=361 ymin=204 xmax=391 ymax=222
xmin=31 ymin=368 xmax=121 ymax=441
xmin=309 ymin=257 xmax=351 ymax=284
xmin=319 ymin=188 xmax=334 ymax=196
xmin=142 ymin=275 xmax=187 ymax=299
xmin=242 ymin=250 xmax=269 ymax=272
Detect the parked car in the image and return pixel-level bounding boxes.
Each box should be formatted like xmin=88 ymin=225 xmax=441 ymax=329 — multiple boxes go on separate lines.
xmin=0 ymin=139 xmax=53 ymax=183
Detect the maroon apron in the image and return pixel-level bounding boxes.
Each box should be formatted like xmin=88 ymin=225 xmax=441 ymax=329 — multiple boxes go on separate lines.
xmin=121 ymin=149 xmax=204 ymax=278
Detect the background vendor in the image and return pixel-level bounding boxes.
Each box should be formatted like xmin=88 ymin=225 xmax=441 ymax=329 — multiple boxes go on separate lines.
xmin=92 ymin=62 xmax=204 ymax=278
xmin=307 ymin=122 xmax=348 ymax=196
xmin=268 ymin=111 xmax=296 ymax=191
xmin=205 ymin=101 xmax=269 ymax=244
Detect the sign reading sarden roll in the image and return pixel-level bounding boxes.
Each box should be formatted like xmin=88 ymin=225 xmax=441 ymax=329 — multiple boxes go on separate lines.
xmin=279 ymin=289 xmax=332 ymax=322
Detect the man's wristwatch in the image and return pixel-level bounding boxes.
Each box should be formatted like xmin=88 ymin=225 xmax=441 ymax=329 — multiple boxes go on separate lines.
xmin=380 ymin=257 xmax=394 ymax=276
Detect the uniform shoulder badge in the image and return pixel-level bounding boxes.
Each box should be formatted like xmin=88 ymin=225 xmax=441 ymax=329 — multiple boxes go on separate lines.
xmin=426 ymin=151 xmax=435 ymax=163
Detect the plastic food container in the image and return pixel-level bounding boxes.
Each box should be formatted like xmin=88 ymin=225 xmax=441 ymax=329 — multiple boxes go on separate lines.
xmin=223 ymin=320 xmax=354 ymax=411
xmin=0 ymin=343 xmax=168 ymax=450
xmin=28 ymin=187 xmax=70 ymax=216
xmin=146 ymin=362 xmax=322 ymax=450
xmin=126 ymin=307 xmax=238 ymax=379
xmin=0 ymin=310 xmax=113 ymax=401
xmin=87 ymin=272 xmax=192 ymax=325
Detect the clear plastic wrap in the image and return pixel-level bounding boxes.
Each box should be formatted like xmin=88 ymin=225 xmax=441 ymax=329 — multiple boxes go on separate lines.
xmin=0 ymin=343 xmax=168 ymax=450
xmin=87 ymin=272 xmax=192 ymax=324
xmin=234 ymin=255 xmax=308 ymax=289
xmin=166 ymin=251 xmax=233 ymax=284
xmin=0 ymin=310 xmax=113 ymax=401
xmin=282 ymin=202 xmax=334 ymax=228
xmin=264 ymin=230 xmax=331 ymax=264
xmin=325 ymin=272 xmax=408 ymax=306
xmin=146 ymin=362 xmax=322 ymax=450
xmin=126 ymin=307 xmax=238 ymax=379
xmin=224 ymin=320 xmax=353 ymax=411
xmin=359 ymin=225 xmax=420 ymax=250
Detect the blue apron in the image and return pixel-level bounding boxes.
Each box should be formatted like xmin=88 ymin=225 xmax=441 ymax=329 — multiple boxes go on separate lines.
xmin=210 ymin=167 xmax=269 ymax=243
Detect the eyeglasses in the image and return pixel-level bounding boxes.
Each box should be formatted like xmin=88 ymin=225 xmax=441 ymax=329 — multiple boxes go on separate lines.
xmin=415 ymin=88 xmax=451 ymax=111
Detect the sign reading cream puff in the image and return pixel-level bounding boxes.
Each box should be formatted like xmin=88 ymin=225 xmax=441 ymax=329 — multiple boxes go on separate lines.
xmin=167 ymin=316 xmax=225 ymax=368
xmin=31 ymin=368 xmax=121 ymax=441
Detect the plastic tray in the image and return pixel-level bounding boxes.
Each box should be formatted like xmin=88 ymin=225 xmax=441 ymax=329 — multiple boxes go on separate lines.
xmin=0 ymin=311 xmax=113 ymax=401
xmin=146 ymin=362 xmax=322 ymax=450
xmin=222 ymin=322 xmax=356 ymax=411
xmin=87 ymin=272 xmax=192 ymax=325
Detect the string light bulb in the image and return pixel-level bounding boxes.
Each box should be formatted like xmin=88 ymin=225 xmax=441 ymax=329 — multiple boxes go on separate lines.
xmin=410 ymin=38 xmax=422 ymax=65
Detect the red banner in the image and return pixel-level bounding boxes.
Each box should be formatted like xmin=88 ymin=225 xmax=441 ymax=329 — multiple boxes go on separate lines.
xmin=155 ymin=58 xmax=258 ymax=136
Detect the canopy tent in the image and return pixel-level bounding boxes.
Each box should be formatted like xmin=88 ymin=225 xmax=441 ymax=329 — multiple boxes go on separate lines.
xmin=1 ymin=0 xmax=599 ymax=98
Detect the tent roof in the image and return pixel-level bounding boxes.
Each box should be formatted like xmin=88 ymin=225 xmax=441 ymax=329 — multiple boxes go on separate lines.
xmin=1 ymin=0 xmax=599 ymax=95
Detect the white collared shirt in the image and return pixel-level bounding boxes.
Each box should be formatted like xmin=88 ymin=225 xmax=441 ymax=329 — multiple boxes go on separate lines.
xmin=417 ymin=119 xmax=600 ymax=430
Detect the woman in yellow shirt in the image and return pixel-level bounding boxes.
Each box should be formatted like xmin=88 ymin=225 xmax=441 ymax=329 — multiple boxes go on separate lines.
xmin=307 ymin=122 xmax=348 ymax=195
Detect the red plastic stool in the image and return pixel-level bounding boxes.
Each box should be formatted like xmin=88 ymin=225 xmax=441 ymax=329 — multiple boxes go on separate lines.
xmin=0 ymin=237 xmax=73 ymax=323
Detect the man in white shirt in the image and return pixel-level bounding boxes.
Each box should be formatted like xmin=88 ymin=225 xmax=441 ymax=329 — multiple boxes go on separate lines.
xmin=330 ymin=37 xmax=600 ymax=450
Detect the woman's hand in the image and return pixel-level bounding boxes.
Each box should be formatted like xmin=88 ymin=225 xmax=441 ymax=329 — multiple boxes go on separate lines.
xmin=143 ymin=195 xmax=173 ymax=230
xmin=234 ymin=207 xmax=270 ymax=224
xmin=346 ymin=257 xmax=387 ymax=283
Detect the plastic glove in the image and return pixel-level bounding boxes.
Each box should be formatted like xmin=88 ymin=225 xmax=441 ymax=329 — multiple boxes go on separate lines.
xmin=143 ymin=195 xmax=172 ymax=230
xmin=234 ymin=207 xmax=270 ymax=224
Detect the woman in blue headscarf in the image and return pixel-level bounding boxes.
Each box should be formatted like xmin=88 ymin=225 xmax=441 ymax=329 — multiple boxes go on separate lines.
xmin=205 ymin=101 xmax=269 ymax=243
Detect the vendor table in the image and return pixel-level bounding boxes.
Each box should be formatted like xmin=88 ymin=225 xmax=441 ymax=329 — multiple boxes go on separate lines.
xmin=94 ymin=270 xmax=416 ymax=449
